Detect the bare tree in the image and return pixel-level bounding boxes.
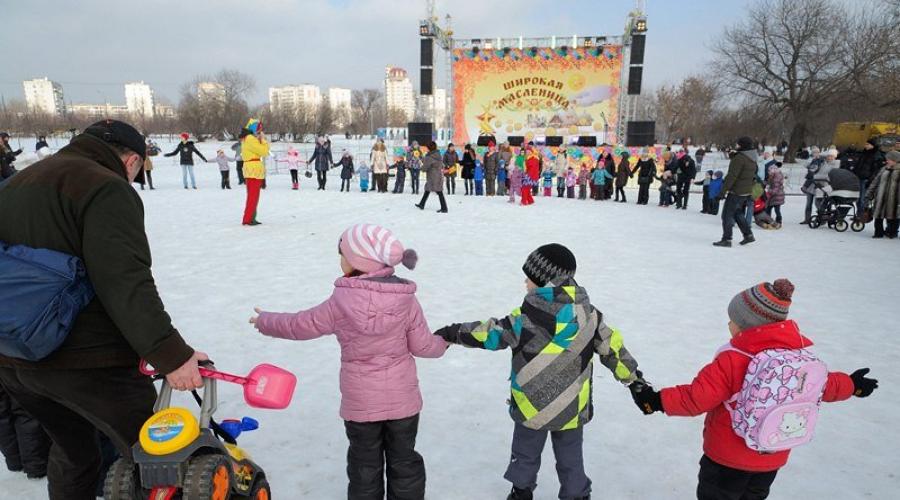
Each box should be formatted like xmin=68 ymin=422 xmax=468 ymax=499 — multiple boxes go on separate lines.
xmin=351 ymin=89 xmax=384 ymax=135
xmin=712 ymin=0 xmax=898 ymax=162
xmin=315 ymin=97 xmax=335 ymax=136
xmin=176 ymin=69 xmax=255 ymax=140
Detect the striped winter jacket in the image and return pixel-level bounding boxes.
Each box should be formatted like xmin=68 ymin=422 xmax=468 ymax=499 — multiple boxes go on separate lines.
xmin=437 ymin=279 xmax=643 ymax=431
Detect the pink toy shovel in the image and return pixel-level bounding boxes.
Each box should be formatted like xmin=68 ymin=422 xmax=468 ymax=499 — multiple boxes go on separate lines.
xmin=140 ymin=361 xmax=297 ymax=410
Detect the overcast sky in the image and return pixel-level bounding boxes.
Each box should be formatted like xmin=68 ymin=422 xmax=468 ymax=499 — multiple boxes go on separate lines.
xmin=1 ymin=0 xmax=747 ymax=106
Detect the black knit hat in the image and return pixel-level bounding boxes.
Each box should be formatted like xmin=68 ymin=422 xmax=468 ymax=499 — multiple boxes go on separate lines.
xmin=736 ymin=136 xmax=755 ymax=151
xmin=522 ymin=243 xmax=576 ymax=287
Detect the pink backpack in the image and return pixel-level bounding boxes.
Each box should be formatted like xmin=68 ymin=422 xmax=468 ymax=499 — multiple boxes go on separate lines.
xmin=720 ymin=345 xmax=829 ymax=452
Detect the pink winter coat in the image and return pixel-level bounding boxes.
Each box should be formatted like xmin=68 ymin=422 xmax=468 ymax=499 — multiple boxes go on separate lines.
xmin=254 ymin=267 xmax=447 ymax=423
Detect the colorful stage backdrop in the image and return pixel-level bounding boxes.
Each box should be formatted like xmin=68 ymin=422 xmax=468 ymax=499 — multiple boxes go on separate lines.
xmin=451 ymin=45 xmax=623 ymax=146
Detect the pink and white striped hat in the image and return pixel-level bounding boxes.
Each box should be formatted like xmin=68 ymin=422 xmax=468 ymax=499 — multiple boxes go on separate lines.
xmin=339 ymin=224 xmax=418 ymax=273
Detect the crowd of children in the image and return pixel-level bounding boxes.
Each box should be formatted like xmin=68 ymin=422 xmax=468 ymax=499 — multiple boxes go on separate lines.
xmin=242 ymin=222 xmax=880 ymax=500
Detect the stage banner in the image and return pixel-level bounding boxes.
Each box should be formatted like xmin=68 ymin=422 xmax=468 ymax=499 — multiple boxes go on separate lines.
xmin=451 ymin=46 xmax=623 ymax=146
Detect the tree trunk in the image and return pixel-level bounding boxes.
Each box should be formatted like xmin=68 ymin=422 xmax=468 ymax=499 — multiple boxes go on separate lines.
xmin=783 ymin=121 xmax=807 ymax=164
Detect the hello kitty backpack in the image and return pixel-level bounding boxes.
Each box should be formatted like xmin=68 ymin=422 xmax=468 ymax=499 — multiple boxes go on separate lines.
xmin=720 ymin=345 xmax=829 ymax=452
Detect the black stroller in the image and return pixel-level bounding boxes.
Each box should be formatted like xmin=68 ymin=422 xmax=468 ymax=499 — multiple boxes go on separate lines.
xmin=809 ymin=168 xmax=866 ymax=232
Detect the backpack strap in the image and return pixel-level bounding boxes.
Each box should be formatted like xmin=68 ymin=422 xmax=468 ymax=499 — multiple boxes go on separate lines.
xmin=715 ymin=344 xmax=754 ymax=413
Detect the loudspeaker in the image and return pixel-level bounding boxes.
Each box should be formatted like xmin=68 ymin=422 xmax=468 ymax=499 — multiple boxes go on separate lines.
xmin=420 ymin=68 xmax=433 ymax=96
xmin=476 ymin=135 xmax=496 ymax=146
xmin=630 ymin=34 xmax=646 ymax=65
xmin=545 ymin=136 xmax=563 ymax=147
xmin=627 ymin=66 xmax=643 ymax=95
xmin=420 ymin=38 xmax=433 ymax=67
xmin=408 ymin=122 xmax=433 ymax=146
xmin=626 ymin=121 xmax=656 ymax=146
xmin=508 ymin=136 xmax=525 ymax=147
xmin=577 ymin=136 xmax=597 ymax=147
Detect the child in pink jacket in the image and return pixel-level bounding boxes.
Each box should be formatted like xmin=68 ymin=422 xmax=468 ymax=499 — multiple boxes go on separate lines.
xmin=250 ymin=223 xmax=447 ymax=499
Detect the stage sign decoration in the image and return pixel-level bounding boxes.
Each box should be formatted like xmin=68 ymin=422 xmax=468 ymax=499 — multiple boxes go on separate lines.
xmin=452 ymin=46 xmax=623 ymax=146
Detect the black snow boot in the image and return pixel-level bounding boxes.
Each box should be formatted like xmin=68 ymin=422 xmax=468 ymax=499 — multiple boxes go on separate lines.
xmin=713 ymin=240 xmax=732 ymax=248
xmin=739 ymin=234 xmax=756 ymax=246
xmin=507 ymin=486 xmax=533 ymax=500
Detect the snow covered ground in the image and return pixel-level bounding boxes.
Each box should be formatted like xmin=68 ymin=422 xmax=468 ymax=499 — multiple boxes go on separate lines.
xmin=2 ymin=139 xmax=899 ymax=499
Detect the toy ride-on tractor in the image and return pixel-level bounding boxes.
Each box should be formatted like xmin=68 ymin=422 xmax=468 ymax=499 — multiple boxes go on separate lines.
xmin=104 ymin=361 xmax=297 ymax=499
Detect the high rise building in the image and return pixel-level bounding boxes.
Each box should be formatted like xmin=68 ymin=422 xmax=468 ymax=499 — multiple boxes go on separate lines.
xmin=327 ymin=87 xmax=352 ymax=111
xmin=268 ymin=85 xmax=322 ymax=112
xmin=124 ymin=81 xmax=155 ymax=117
xmin=384 ymin=66 xmax=416 ymax=123
xmin=23 ymin=77 xmax=66 ymax=116
xmin=68 ymin=103 xmax=129 ymax=119
xmin=417 ymin=88 xmax=449 ymax=128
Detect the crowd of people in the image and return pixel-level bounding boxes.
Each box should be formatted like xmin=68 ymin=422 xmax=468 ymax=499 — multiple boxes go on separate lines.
xmin=3 ymin=123 xmax=899 ymax=243
xmin=0 ymin=118 xmax=892 ymax=500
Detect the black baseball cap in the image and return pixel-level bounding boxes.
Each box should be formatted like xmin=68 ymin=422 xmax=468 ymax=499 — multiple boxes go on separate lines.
xmin=84 ymin=120 xmax=147 ymax=160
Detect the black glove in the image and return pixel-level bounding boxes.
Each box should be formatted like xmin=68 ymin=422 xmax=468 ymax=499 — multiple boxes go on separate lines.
xmin=629 ymin=378 xmax=663 ymax=415
xmin=850 ymin=368 xmax=878 ymax=398
xmin=433 ymin=325 xmax=456 ymax=343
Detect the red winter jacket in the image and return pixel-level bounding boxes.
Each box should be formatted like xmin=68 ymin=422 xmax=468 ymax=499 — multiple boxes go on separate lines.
xmin=660 ymin=320 xmax=855 ymax=472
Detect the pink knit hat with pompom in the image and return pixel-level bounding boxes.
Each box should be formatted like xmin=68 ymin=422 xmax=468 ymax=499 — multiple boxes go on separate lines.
xmin=339 ymin=224 xmax=418 ymax=274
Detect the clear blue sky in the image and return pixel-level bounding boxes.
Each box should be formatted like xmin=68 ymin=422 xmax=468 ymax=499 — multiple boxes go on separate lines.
xmin=1 ymin=0 xmax=747 ymax=106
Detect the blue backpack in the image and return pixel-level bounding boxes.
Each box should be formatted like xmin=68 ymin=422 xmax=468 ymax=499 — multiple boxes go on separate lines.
xmin=0 ymin=241 xmax=95 ymax=361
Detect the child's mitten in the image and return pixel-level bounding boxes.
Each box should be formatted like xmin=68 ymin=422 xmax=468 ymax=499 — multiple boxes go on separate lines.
xmin=630 ymin=380 xmax=663 ymax=415
xmin=850 ymin=368 xmax=878 ymax=398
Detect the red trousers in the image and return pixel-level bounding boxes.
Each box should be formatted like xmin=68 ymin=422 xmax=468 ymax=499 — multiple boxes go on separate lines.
xmin=543 ymin=187 xmax=552 ymax=197
xmin=521 ymin=186 xmax=534 ymax=205
xmin=243 ymin=178 xmax=262 ymax=224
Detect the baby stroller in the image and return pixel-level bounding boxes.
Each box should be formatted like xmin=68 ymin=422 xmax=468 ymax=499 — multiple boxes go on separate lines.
xmin=809 ymin=168 xmax=866 ymax=232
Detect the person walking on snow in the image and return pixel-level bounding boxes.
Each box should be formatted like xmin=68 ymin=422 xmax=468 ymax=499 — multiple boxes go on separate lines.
xmin=714 ymin=137 xmax=757 ymax=247
xmin=164 ymin=132 xmax=207 ymax=189
xmin=240 ymin=119 xmax=269 ymax=226
xmin=415 ymin=141 xmax=448 ymax=213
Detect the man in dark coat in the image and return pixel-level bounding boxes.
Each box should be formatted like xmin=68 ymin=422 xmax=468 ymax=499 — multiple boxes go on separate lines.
xmin=675 ymin=152 xmax=697 ymax=210
xmin=0 ymin=120 xmax=207 ymax=499
xmin=35 ymin=136 xmax=49 ymax=151
xmin=714 ymin=136 xmax=757 ymax=247
xmin=484 ymin=142 xmax=499 ymax=196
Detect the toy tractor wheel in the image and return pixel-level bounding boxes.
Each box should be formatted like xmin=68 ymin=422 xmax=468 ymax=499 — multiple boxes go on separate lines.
xmin=249 ymin=477 xmax=271 ymax=500
xmin=183 ymin=454 xmax=233 ymax=500
xmin=103 ymin=457 xmax=143 ymax=500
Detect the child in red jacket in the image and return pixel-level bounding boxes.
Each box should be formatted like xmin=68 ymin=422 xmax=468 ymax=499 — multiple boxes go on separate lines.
xmin=631 ymin=279 xmax=878 ymax=500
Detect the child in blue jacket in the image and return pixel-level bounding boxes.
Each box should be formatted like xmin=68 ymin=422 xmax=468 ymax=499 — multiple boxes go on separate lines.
xmin=590 ymin=168 xmax=613 ymax=200
xmin=542 ymin=169 xmax=555 ymax=197
xmin=474 ymin=160 xmax=485 ymax=196
xmin=708 ymin=170 xmax=724 ymax=215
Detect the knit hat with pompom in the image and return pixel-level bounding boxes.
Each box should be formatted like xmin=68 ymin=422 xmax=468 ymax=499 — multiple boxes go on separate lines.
xmin=728 ymin=278 xmax=795 ymax=331
xmin=339 ymin=224 xmax=418 ymax=274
